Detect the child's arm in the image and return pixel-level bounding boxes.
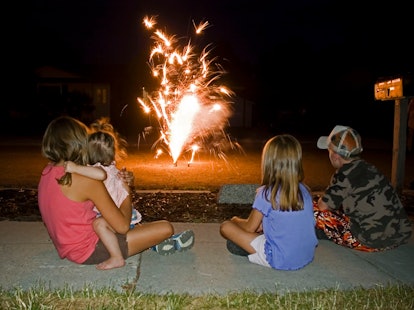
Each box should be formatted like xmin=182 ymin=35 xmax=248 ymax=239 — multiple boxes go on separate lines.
xmin=231 ymin=209 xmax=263 ymax=233
xmin=64 ymin=161 xmax=107 ymax=181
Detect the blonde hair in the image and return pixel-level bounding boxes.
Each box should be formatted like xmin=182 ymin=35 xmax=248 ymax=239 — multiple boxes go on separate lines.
xmin=88 ymin=117 xmax=127 ymax=166
xmin=41 ymin=116 xmax=90 ymax=185
xmin=261 ymin=134 xmax=306 ymax=211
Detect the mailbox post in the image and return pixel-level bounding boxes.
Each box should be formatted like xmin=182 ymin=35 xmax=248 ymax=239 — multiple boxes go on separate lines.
xmin=374 ymin=75 xmax=413 ymax=194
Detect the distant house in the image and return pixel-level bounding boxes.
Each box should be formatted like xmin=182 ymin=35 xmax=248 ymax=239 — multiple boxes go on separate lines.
xmin=34 ymin=66 xmax=110 ymax=124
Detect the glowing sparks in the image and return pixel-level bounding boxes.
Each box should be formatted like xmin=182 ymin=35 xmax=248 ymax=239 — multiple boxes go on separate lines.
xmin=188 ymin=145 xmax=199 ymax=166
xmin=193 ymin=20 xmax=210 ymax=34
xmin=143 ymin=16 xmax=156 ymax=29
xmin=168 ymin=95 xmax=200 ymax=163
xmin=139 ymin=16 xmax=236 ymax=164
xmin=154 ymin=149 xmax=163 ymax=159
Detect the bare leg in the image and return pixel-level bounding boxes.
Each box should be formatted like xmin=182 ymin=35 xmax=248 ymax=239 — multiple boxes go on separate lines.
xmin=220 ymin=220 xmax=258 ymax=254
xmin=126 ymin=220 xmax=174 ymax=256
xmin=93 ymin=217 xmax=126 ymax=270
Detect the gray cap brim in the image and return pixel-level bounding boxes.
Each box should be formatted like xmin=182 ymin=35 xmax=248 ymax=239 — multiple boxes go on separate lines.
xmin=317 ymin=136 xmax=329 ymax=149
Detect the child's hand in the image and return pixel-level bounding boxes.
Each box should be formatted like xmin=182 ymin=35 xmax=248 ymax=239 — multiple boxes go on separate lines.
xmin=119 ymin=167 xmax=135 ymax=188
xmin=63 ymin=161 xmax=77 ymax=173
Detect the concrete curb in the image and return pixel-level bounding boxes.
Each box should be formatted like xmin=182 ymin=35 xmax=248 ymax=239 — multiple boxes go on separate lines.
xmin=0 ymin=221 xmax=413 ymax=295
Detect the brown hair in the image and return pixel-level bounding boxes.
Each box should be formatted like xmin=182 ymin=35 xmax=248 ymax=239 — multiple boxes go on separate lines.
xmin=88 ymin=117 xmax=127 ymax=166
xmin=41 ymin=116 xmax=90 ymax=185
xmin=261 ymin=134 xmax=306 ymax=211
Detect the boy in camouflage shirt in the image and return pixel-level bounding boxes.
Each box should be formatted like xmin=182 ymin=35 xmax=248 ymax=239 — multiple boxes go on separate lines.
xmin=314 ymin=125 xmax=412 ymax=251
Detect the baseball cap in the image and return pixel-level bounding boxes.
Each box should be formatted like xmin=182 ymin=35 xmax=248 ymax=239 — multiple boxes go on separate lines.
xmin=317 ymin=125 xmax=363 ymax=158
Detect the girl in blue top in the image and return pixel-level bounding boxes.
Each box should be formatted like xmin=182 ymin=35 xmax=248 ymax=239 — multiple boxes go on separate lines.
xmin=220 ymin=134 xmax=318 ymax=270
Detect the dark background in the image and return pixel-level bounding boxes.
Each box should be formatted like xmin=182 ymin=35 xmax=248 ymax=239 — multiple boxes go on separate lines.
xmin=4 ymin=0 xmax=413 ymax=140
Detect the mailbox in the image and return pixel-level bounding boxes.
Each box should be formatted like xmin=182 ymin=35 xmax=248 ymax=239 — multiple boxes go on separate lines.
xmin=374 ymin=74 xmax=414 ymax=101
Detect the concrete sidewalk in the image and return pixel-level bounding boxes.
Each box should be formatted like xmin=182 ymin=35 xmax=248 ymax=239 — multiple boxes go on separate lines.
xmin=0 ymin=221 xmax=413 ymax=296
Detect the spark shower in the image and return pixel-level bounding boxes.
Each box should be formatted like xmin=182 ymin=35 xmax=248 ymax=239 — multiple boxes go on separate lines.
xmin=137 ymin=16 xmax=239 ymax=165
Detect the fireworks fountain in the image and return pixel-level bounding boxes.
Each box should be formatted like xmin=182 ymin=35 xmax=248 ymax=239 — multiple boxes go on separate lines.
xmin=137 ymin=16 xmax=240 ymax=166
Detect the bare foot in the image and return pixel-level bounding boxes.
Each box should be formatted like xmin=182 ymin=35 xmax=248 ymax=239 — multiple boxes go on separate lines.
xmin=96 ymin=257 xmax=126 ymax=270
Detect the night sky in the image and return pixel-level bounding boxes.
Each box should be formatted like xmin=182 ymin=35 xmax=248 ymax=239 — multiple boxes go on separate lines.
xmin=25 ymin=1 xmax=413 ymax=68
xmin=8 ymin=0 xmax=413 ymax=137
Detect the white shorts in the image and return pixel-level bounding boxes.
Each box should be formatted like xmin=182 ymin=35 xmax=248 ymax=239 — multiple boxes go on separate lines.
xmin=248 ymin=234 xmax=271 ymax=268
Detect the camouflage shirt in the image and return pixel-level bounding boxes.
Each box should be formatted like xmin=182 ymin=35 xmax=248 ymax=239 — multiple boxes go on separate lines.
xmin=321 ymin=159 xmax=412 ymax=249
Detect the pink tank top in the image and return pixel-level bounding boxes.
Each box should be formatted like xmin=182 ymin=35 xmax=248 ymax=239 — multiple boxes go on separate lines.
xmin=38 ymin=164 xmax=99 ymax=263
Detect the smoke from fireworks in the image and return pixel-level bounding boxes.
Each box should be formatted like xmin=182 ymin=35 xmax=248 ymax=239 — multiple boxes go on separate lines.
xmin=138 ymin=16 xmax=238 ymax=165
